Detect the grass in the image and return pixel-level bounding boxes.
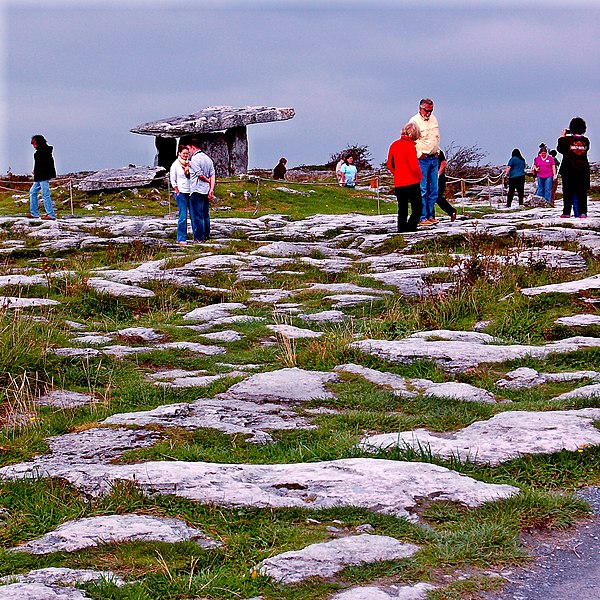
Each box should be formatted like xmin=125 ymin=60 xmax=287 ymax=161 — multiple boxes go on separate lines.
xmin=1 ymin=181 xmax=600 ymax=598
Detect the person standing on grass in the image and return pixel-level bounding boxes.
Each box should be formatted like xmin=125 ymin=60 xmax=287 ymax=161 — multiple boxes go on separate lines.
xmin=386 ymin=122 xmax=423 ymax=232
xmin=273 ymin=157 xmax=287 ymax=180
xmin=185 ymin=137 xmax=216 ymax=242
xmin=504 ymin=148 xmax=526 ymax=208
xmin=335 ymin=156 xmax=346 ymax=185
xmin=26 ymin=135 xmax=57 ymax=220
xmin=435 ymin=149 xmax=456 ymax=221
xmin=557 ymin=117 xmax=590 ymax=219
xmin=340 ymin=155 xmax=357 ymax=188
xmin=410 ymin=98 xmax=440 ymax=226
xmin=169 ymin=145 xmax=191 ymax=245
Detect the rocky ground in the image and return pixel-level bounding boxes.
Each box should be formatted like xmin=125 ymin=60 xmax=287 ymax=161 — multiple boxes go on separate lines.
xmin=0 ymin=194 xmax=599 ymax=599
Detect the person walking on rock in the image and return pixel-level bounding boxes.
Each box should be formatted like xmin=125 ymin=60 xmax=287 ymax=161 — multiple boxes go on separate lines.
xmin=26 ymin=135 xmax=57 ymax=220
xmin=532 ymin=144 xmax=556 ymax=203
xmin=504 ymin=148 xmax=526 ymax=208
xmin=387 ymin=122 xmax=423 ymax=232
xmin=170 ymin=145 xmax=192 ymax=245
xmin=410 ymin=98 xmax=440 ymax=226
xmin=185 ymin=137 xmax=216 ymax=242
xmin=557 ymin=117 xmax=590 ymax=219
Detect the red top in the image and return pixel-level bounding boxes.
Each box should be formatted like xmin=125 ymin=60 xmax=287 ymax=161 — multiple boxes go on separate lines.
xmin=386 ymin=136 xmax=423 ymax=187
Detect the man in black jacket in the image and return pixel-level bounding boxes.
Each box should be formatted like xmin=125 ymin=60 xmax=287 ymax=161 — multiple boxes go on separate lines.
xmin=27 ymin=135 xmax=57 ymax=220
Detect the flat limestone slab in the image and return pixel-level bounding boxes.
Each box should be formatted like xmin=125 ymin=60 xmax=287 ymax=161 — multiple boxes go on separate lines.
xmin=360 ymin=408 xmax=600 ymax=465
xmin=0 ymin=297 xmax=60 ymax=309
xmin=223 ymin=367 xmax=338 ymax=403
xmin=0 ymin=458 xmax=518 ymax=520
xmin=183 ymin=302 xmax=246 ymax=322
xmin=553 ymin=383 xmax=600 ymax=401
xmin=0 ymin=583 xmax=90 ymax=599
xmin=267 ymin=324 xmax=323 ymax=339
xmin=335 ymin=364 xmax=497 ymax=403
xmin=350 ymin=335 xmax=600 ymax=372
xmin=496 ymin=367 xmax=600 ymax=390
xmin=77 ymin=166 xmax=165 ymax=192
xmin=0 ymin=427 xmax=161 ymax=478
xmin=35 ymin=390 xmax=95 ymax=409
xmin=0 ymin=568 xmax=124 ymax=587
xmin=10 ymin=514 xmax=219 ymax=554
xmin=519 ymin=273 xmax=600 ymax=297
xmin=87 ymin=278 xmax=155 ymax=298
xmin=555 ymin=314 xmax=600 ymax=327
xmin=257 ymin=534 xmax=420 ymax=584
xmin=102 ymin=397 xmax=315 ymax=443
xmin=331 ymin=582 xmax=436 ymax=599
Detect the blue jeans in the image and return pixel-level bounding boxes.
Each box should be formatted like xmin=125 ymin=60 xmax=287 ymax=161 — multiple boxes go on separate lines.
xmin=29 ymin=180 xmax=56 ymax=218
xmin=175 ymin=192 xmax=190 ymax=241
xmin=189 ymin=192 xmax=210 ymax=241
xmin=536 ymin=177 xmax=553 ymax=202
xmin=418 ymin=155 xmax=438 ymax=220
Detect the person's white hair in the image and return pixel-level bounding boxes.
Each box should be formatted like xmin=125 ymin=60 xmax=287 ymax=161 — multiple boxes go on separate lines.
xmin=401 ymin=122 xmax=421 ymax=140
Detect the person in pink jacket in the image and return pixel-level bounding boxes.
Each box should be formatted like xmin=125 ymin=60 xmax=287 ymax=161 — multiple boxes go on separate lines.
xmin=386 ymin=122 xmax=423 ymax=232
xmin=532 ymin=144 xmax=556 ymax=203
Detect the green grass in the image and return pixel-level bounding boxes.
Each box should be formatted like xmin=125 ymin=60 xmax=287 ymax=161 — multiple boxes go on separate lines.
xmin=1 ymin=181 xmax=600 ymax=598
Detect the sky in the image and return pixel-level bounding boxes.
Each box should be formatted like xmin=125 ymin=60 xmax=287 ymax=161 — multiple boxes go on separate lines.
xmin=1 ymin=0 xmax=599 ymax=176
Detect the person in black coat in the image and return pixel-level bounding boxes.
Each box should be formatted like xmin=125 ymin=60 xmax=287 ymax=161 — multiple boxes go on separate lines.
xmin=27 ymin=135 xmax=57 ymax=219
xmin=273 ymin=157 xmax=287 ymax=180
xmin=557 ymin=117 xmax=590 ymax=218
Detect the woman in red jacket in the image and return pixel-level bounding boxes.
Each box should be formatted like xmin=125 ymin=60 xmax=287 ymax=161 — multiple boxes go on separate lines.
xmin=386 ymin=122 xmax=423 ymax=232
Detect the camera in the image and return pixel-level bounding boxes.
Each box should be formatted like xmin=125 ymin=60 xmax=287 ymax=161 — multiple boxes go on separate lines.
xmin=565 ymin=129 xmax=571 ymax=135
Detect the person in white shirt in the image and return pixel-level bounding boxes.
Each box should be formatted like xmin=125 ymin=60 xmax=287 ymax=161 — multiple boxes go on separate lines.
xmin=169 ymin=145 xmax=191 ymax=245
xmin=409 ymin=98 xmax=440 ymax=226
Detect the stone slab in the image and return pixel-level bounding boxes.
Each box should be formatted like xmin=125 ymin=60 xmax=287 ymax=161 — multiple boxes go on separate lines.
xmin=258 ymin=534 xmax=419 ymax=584
xmin=131 ymin=105 xmax=295 ymax=136
xmin=0 ymin=458 xmax=518 ymax=520
xmin=223 ymin=367 xmax=338 ymax=403
xmin=0 ymin=297 xmax=60 ymax=309
xmin=0 ymin=568 xmax=124 ymax=588
xmin=10 ymin=514 xmax=220 ymax=554
xmin=350 ymin=335 xmax=600 ymax=372
xmin=331 ymin=582 xmax=436 ymax=599
xmin=77 ymin=166 xmax=165 ymax=192
xmin=519 ymin=274 xmax=600 ymax=297
xmin=103 ymin=397 xmax=315 ymax=443
xmin=0 ymin=584 xmax=90 ymax=600
xmin=360 ymin=408 xmax=600 ymax=465
xmin=35 ymin=390 xmax=96 ymax=409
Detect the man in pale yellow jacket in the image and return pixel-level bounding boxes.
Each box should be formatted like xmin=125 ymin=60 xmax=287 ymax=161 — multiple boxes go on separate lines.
xmin=409 ymin=98 xmax=440 ymax=225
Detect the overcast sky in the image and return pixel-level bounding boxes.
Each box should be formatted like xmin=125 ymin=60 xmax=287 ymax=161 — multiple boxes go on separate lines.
xmin=2 ymin=0 xmax=599 ymax=175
